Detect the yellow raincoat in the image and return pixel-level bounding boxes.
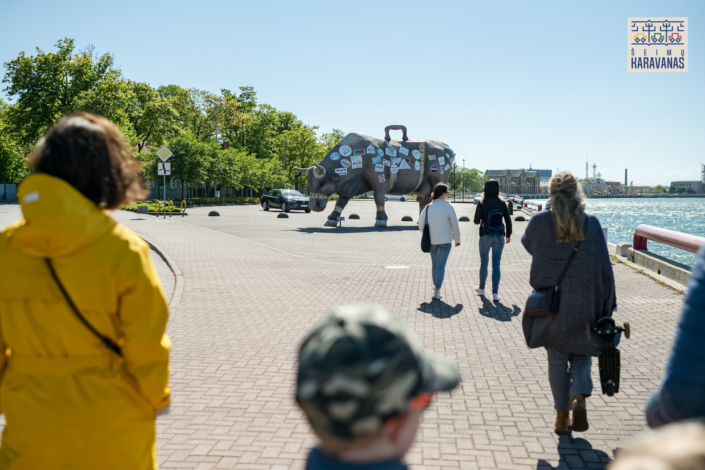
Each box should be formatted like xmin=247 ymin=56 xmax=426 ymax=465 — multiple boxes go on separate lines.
xmin=0 ymin=174 xmax=170 ymax=469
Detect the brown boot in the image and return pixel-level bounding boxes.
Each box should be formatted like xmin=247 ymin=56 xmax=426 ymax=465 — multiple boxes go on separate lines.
xmin=555 ymin=412 xmax=570 ymax=434
xmin=571 ymin=395 xmax=589 ymax=432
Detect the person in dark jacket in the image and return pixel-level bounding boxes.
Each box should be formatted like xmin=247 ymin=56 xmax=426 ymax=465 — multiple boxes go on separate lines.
xmin=521 ymin=171 xmax=616 ymax=434
xmin=473 ymin=180 xmax=512 ymax=301
xmin=645 ymin=245 xmax=705 ymax=427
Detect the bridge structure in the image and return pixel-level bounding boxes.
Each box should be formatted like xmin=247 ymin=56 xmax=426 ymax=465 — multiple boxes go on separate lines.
xmin=0 ymin=202 xmax=690 ymax=470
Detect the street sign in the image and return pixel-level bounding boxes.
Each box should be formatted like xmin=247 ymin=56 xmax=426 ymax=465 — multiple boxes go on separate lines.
xmin=158 ymin=162 xmax=172 ymax=176
xmin=156 ymin=146 xmax=172 ymax=162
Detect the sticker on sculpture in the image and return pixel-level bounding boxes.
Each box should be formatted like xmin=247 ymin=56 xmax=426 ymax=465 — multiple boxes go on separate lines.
xmin=398 ymin=147 xmax=409 ymax=156
xmin=431 ymin=165 xmax=438 ymax=173
xmin=393 ymin=157 xmax=401 ymax=164
xmin=383 ymin=159 xmax=391 ymax=167
xmin=375 ymin=164 xmax=384 ymax=172
xmin=399 ymin=160 xmax=410 ymax=170
xmin=379 ymin=175 xmax=385 ymax=183
xmin=354 ymin=149 xmax=365 ymax=156
xmin=385 ymin=148 xmax=397 ymax=157
xmin=335 ymin=168 xmax=348 ymax=175
xmin=339 ymin=145 xmax=352 ymax=157
xmin=415 ymin=161 xmax=420 ymax=170
xmin=330 ymin=152 xmax=341 ymax=161
xmin=390 ymin=165 xmax=399 ymax=174
xmin=340 ymin=159 xmax=351 ymax=168
xmin=377 ymin=149 xmax=384 ymax=157
xmin=444 ymin=164 xmax=450 ymax=171
xmin=366 ymin=144 xmax=375 ymax=154
xmin=438 ymin=156 xmax=445 ymax=166
xmin=372 ymin=156 xmax=381 ymax=164
xmin=440 ymin=167 xmax=444 ymax=175
xmin=351 ymin=155 xmax=363 ymax=169
xmin=412 ymin=150 xmax=420 ymax=160
xmin=428 ymin=154 xmax=436 ymax=160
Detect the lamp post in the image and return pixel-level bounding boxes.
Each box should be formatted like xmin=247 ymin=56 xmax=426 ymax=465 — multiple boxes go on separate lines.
xmin=281 ymin=139 xmax=289 ymax=187
xmin=207 ymin=99 xmax=225 ymax=197
xmin=462 ymin=159 xmax=465 ymax=201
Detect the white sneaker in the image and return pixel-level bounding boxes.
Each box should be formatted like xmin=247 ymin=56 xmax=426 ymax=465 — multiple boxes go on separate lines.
xmin=433 ymin=290 xmax=442 ymax=300
xmin=493 ymin=293 xmax=501 ymax=301
xmin=475 ymin=286 xmax=485 ymax=296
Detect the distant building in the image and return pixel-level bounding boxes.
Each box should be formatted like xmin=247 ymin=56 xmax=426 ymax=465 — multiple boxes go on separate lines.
xmin=529 ymin=167 xmax=553 ymax=189
xmin=582 ymin=178 xmax=607 ymax=196
xmin=485 ymin=169 xmax=541 ymax=194
xmin=670 ymin=180 xmax=703 ymax=193
xmin=606 ymin=181 xmax=621 ymax=194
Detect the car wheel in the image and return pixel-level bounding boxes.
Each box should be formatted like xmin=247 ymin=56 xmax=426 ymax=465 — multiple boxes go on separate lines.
xmin=400 ymin=196 xmax=406 ymax=201
xmin=384 ymin=197 xmax=388 ymax=201
xmin=283 ymin=202 xmax=290 ymax=213
xmin=305 ymin=209 xmax=311 ymax=213
xmin=263 ymin=201 xmax=269 ymax=211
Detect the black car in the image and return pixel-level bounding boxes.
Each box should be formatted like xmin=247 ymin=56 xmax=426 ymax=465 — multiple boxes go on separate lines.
xmin=261 ymin=189 xmax=310 ymax=213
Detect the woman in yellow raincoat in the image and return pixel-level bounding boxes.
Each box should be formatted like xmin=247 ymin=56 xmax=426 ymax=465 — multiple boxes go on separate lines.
xmin=0 ymin=115 xmax=171 ymax=469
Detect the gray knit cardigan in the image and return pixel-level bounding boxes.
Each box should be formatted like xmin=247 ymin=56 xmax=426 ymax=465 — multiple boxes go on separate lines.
xmin=521 ymin=211 xmax=617 ymax=356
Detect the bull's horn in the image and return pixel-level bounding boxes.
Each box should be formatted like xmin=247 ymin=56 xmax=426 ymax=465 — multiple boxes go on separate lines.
xmin=313 ymin=164 xmax=326 ymax=179
xmin=294 ymin=167 xmax=309 ymax=174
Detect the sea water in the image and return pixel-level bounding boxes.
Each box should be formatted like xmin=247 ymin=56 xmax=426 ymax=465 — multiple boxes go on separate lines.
xmin=527 ymin=198 xmax=705 ymax=267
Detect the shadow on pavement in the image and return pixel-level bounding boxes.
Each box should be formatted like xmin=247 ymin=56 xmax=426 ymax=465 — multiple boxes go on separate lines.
xmin=536 ymin=435 xmax=611 ymax=469
xmin=417 ymin=300 xmax=463 ymax=319
xmin=478 ymin=297 xmax=520 ymax=322
xmin=295 ymin=226 xmax=419 ymax=234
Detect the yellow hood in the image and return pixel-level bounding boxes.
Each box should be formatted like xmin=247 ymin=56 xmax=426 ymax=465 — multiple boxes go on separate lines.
xmin=13 ymin=174 xmax=116 ymax=258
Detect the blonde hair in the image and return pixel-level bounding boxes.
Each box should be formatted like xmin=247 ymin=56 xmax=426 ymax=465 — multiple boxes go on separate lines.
xmin=608 ymin=421 xmax=705 ymax=470
xmin=549 ymin=171 xmax=585 ymax=243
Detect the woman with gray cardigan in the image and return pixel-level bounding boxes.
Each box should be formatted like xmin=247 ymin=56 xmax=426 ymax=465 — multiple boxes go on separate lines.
xmin=521 ymin=171 xmax=616 ymax=434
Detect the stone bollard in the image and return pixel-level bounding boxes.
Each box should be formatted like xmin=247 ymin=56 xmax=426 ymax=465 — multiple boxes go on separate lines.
xmin=137 ymin=205 xmax=149 ymax=214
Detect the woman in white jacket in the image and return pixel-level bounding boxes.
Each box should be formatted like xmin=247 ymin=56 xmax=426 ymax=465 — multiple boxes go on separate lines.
xmin=418 ymin=183 xmax=461 ymax=300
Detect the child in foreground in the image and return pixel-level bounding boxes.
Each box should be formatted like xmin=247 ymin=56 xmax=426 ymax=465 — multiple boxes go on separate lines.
xmin=296 ymin=305 xmax=461 ymax=469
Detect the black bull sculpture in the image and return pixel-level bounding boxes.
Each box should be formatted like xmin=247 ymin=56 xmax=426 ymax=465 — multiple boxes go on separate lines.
xmin=296 ymin=125 xmax=455 ymax=227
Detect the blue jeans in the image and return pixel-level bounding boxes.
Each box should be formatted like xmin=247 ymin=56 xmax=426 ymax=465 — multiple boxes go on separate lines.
xmin=479 ymin=234 xmax=505 ymax=294
xmin=547 ymin=349 xmax=593 ymax=412
xmin=430 ymin=243 xmax=452 ymax=289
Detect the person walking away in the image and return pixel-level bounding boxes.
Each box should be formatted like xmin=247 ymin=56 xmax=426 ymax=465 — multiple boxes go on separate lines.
xmin=0 ymin=115 xmax=171 ymax=469
xmin=646 ymin=244 xmax=705 ymax=427
xmin=521 ymin=171 xmax=616 ymax=434
xmin=296 ymin=305 xmax=461 ymax=469
xmin=418 ymin=183 xmax=461 ymax=300
xmin=473 ymin=180 xmax=512 ymax=301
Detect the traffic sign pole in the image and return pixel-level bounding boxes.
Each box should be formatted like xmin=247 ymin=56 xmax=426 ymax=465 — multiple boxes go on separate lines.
xmin=155 ymin=146 xmax=173 ymax=221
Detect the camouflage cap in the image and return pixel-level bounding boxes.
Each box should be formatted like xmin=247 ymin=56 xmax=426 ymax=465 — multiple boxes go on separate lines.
xmin=296 ymin=305 xmax=460 ymax=440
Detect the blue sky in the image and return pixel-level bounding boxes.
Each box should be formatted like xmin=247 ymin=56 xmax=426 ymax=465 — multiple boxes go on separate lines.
xmin=1 ymin=0 xmax=702 ymax=186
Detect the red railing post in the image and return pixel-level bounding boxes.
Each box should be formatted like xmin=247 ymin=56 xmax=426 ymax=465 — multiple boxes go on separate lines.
xmin=633 ymin=224 xmax=705 ymax=254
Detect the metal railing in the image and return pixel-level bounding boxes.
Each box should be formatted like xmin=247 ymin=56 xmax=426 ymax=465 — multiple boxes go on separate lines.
xmin=633 ymin=224 xmax=705 ymax=253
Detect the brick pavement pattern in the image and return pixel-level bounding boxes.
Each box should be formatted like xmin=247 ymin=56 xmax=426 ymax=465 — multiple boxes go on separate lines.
xmin=3 ymin=201 xmax=686 ymax=469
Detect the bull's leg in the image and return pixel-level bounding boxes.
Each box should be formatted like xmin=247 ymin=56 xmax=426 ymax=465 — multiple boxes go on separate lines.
xmin=417 ymin=196 xmax=431 ymax=214
xmin=373 ymin=191 xmax=388 ymax=227
xmin=324 ymin=196 xmax=351 ymax=227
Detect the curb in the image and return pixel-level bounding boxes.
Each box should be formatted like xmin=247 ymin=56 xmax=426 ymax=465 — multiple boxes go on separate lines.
xmin=139 ymin=235 xmax=184 ymax=318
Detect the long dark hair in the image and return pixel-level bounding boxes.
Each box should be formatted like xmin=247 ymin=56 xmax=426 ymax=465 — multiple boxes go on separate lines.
xmin=431 ymin=183 xmax=448 ymax=200
xmin=30 ymin=114 xmax=147 ymax=209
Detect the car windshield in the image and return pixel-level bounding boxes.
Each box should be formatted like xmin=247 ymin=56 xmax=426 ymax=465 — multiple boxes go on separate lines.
xmin=282 ymin=190 xmax=304 ymax=197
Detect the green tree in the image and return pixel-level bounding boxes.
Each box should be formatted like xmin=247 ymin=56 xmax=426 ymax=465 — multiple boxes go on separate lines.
xmin=127 ymin=81 xmax=179 ymax=153
xmin=652 ymin=184 xmax=666 ymax=193
xmin=2 ymin=38 xmax=127 ymax=148
xmin=451 ymin=167 xmax=486 ymax=193
xmin=280 ymin=126 xmax=325 ymax=189
xmin=0 ymin=100 xmax=30 ymax=183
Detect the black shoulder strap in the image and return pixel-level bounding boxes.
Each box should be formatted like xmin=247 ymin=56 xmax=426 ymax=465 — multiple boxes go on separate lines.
xmin=555 ymin=216 xmax=588 ymax=288
xmin=45 ymin=259 xmax=123 ymax=356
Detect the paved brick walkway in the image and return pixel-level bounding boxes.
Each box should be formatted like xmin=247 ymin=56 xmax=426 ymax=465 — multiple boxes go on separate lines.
xmin=1 ymin=201 xmax=686 ymax=469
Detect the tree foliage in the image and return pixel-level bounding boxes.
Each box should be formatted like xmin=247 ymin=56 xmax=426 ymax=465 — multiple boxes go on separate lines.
xmin=1 ymin=38 xmax=342 ymax=192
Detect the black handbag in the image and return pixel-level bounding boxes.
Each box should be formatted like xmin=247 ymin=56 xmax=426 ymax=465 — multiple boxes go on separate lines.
xmin=524 ymin=218 xmax=587 ymax=317
xmin=421 ymin=206 xmax=431 ymax=253
xmin=45 ymin=258 xmax=123 ymax=356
